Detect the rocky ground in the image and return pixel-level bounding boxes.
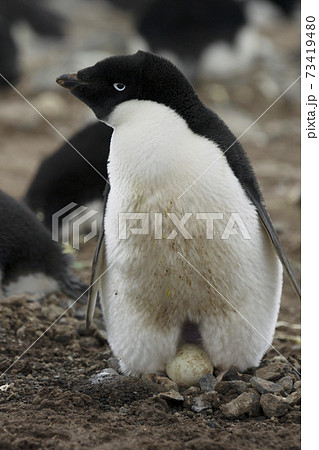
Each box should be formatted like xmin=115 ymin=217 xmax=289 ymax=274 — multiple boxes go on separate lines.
xmin=0 ymin=1 xmax=300 ymax=448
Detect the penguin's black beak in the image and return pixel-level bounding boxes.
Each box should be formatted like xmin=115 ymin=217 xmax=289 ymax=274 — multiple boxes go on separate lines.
xmin=56 ymin=73 xmax=86 ymax=89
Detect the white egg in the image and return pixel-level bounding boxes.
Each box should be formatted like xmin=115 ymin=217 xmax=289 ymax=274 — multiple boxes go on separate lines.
xmin=165 ymin=344 xmax=214 ymax=387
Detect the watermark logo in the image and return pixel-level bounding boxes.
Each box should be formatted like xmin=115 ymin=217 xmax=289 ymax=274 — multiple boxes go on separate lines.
xmin=118 ymin=212 xmax=251 ymax=240
xmin=52 ymin=202 xmax=99 ymax=249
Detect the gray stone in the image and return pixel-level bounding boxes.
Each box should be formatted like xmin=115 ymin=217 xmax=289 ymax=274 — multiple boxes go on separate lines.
xmin=90 ymin=368 xmax=120 ymax=384
xmin=222 ymin=369 xmax=240 ymax=381
xmin=198 ymin=373 xmax=218 ymax=391
xmin=277 ymin=376 xmax=294 ymax=394
xmin=286 ymin=389 xmax=301 ymax=406
xmin=158 ymin=390 xmax=184 ymax=403
xmin=250 ymin=377 xmax=283 ymax=395
xmin=191 ymin=395 xmax=211 ymax=413
xmin=247 ymin=389 xmax=261 ymax=416
xmin=260 ymin=393 xmax=288 ymax=418
xmin=255 ymin=362 xmax=288 ymax=381
xmin=107 ymin=357 xmax=120 ymax=372
xmin=216 ymin=380 xmax=247 ymax=395
xmin=294 ymin=380 xmax=301 ymax=390
xmin=183 ymin=386 xmax=200 ymax=396
xmin=156 ymin=376 xmax=179 ymax=392
xmin=221 ymin=392 xmax=253 ymax=418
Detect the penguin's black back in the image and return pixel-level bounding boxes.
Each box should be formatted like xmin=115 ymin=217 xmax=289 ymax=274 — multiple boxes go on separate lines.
xmin=138 ymin=0 xmax=246 ymax=60
xmin=24 ymin=122 xmax=112 ymax=230
xmin=0 ymin=190 xmax=86 ymax=297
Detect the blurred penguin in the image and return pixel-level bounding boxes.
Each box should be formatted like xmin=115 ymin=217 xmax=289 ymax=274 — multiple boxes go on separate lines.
xmin=0 ymin=190 xmax=88 ymax=301
xmin=0 ymin=0 xmax=65 ymax=87
xmin=24 ymin=122 xmax=111 ymax=235
xmin=133 ymin=0 xmax=272 ymax=81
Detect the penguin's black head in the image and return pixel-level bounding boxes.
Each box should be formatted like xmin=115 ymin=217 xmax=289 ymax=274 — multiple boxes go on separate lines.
xmin=56 ymin=51 xmax=198 ymax=122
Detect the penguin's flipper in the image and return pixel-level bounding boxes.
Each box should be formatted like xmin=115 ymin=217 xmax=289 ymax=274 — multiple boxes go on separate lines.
xmin=86 ymin=184 xmax=109 ymax=328
xmin=249 ymin=195 xmax=301 ymax=299
xmin=86 ymin=228 xmax=106 ymax=328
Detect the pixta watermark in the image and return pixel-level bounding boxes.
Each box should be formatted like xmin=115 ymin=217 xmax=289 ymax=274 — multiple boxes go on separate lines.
xmin=118 ymin=212 xmax=251 ymax=240
xmin=52 ymin=202 xmax=100 ymax=249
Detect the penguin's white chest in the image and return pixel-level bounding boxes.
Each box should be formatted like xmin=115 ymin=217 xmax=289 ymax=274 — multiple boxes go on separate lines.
xmin=99 ymin=100 xmax=282 ymax=375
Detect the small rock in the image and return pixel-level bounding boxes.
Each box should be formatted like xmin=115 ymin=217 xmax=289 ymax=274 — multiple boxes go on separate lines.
xmin=143 ymin=373 xmax=157 ymax=384
xmin=158 ymin=390 xmax=184 ymax=403
xmin=260 ymin=393 xmax=288 ymax=418
xmin=107 ymin=357 xmax=120 ymax=372
xmin=191 ymin=391 xmax=220 ymax=412
xmin=240 ymin=374 xmax=252 ymax=383
xmin=183 ymin=386 xmax=200 ymax=396
xmin=294 ymin=380 xmax=301 ymax=390
xmin=286 ymin=389 xmax=301 ymax=406
xmin=221 ymin=392 xmax=253 ymax=419
xmin=250 ymin=377 xmax=284 ymax=395
xmin=247 ymin=389 xmax=261 ymax=416
xmin=277 ymin=376 xmax=294 ymax=394
xmin=255 ymin=362 xmax=288 ymax=381
xmin=222 ymin=369 xmax=240 ymax=381
xmin=191 ymin=395 xmax=212 ymax=413
xmin=155 ymin=376 xmax=179 ymax=392
xmin=16 ymin=326 xmax=26 ymax=339
xmin=215 ymin=380 xmax=247 ymax=395
xmin=198 ymin=373 xmax=218 ymax=391
xmin=90 ymin=368 xmax=120 ymax=384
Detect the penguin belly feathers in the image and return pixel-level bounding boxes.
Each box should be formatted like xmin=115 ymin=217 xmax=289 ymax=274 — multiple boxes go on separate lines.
xmin=57 ymin=51 xmax=300 ymax=375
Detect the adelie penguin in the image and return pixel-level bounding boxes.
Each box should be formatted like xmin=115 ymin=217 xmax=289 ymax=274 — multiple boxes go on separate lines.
xmin=0 ymin=190 xmax=88 ymax=301
xmin=57 ymin=51 xmax=300 ymax=376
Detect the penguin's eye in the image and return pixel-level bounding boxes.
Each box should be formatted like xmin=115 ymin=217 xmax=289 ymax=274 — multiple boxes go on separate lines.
xmin=113 ymin=83 xmax=126 ymax=92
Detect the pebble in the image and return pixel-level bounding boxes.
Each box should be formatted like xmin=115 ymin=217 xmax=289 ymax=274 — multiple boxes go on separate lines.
xmin=107 ymin=357 xmax=120 ymax=372
xmin=221 ymin=392 xmax=254 ymax=419
xmin=158 ymin=390 xmax=184 ymax=403
xmin=294 ymin=380 xmax=301 ymax=390
xmin=277 ymin=376 xmax=294 ymax=394
xmin=255 ymin=362 xmax=288 ymax=381
xmin=16 ymin=326 xmax=26 ymax=339
xmin=216 ymin=380 xmax=247 ymax=395
xmin=155 ymin=376 xmax=179 ymax=392
xmin=260 ymin=393 xmax=289 ymax=418
xmin=191 ymin=391 xmax=221 ymax=413
xmin=221 ymin=369 xmax=240 ymax=381
xmin=250 ymin=377 xmax=284 ymax=395
xmin=90 ymin=368 xmax=120 ymax=384
xmin=183 ymin=386 xmax=200 ymax=396
xmin=198 ymin=373 xmax=218 ymax=391
xmin=286 ymin=389 xmax=301 ymax=406
xmin=191 ymin=395 xmax=212 ymax=413
xmin=247 ymin=390 xmax=261 ymax=416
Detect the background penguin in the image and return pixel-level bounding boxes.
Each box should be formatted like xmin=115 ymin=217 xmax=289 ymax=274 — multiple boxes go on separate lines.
xmin=24 ymin=122 xmax=112 ymax=233
xmin=0 ymin=0 xmax=65 ymax=87
xmin=0 ymin=190 xmax=88 ymax=301
xmin=57 ymin=51 xmax=300 ymax=376
xmin=133 ymin=0 xmax=270 ymax=80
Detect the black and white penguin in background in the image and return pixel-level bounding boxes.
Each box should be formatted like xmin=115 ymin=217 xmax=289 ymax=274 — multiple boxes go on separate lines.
xmin=57 ymin=51 xmax=300 ymax=376
xmin=24 ymin=122 xmax=112 ymax=233
xmin=0 ymin=190 xmax=88 ymax=301
xmin=0 ymin=0 xmax=65 ymax=87
xmin=106 ymin=0 xmax=299 ymax=81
